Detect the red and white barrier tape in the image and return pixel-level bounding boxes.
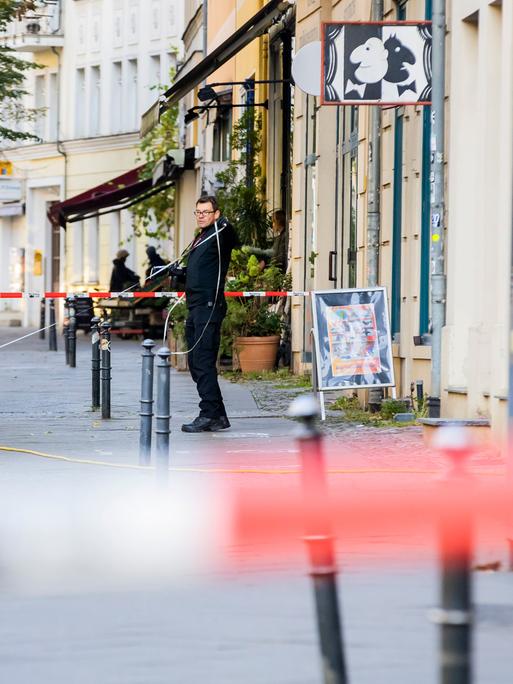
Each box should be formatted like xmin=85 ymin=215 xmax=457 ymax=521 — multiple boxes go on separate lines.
xmin=0 ymin=291 xmax=309 ymax=299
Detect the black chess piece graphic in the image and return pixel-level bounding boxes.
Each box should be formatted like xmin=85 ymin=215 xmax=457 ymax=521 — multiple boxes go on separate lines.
xmin=383 ymin=34 xmax=417 ymax=96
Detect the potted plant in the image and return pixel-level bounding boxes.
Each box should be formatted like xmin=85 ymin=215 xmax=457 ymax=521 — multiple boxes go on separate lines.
xmin=222 ymin=250 xmax=290 ymax=372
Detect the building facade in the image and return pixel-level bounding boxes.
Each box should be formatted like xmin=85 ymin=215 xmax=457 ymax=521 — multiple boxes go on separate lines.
xmin=0 ymin=0 xmax=183 ymax=326
xmin=173 ymin=0 xmax=288 ymax=257
xmin=290 ymin=0 xmax=434 ymax=396
xmin=290 ymin=0 xmax=512 ymax=433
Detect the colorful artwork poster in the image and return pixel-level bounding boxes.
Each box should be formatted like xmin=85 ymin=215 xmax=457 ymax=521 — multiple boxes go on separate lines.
xmin=326 ymin=303 xmax=381 ymax=377
xmin=312 ymin=288 xmax=394 ymax=390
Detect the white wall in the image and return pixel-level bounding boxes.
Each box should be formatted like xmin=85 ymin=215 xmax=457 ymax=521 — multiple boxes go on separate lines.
xmin=61 ymin=0 xmax=184 ymax=140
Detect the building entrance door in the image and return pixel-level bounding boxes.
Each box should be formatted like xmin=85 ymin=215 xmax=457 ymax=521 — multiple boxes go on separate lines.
xmin=47 ymin=201 xmax=61 ymax=292
xmin=334 ymin=106 xmax=358 ymax=289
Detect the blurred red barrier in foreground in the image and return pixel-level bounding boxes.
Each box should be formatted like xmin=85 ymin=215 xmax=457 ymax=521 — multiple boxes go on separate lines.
xmin=229 ymin=446 xmax=508 ymax=566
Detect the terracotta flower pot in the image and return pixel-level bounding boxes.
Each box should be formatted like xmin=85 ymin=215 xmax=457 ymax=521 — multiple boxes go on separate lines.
xmin=234 ymin=335 xmax=280 ymax=372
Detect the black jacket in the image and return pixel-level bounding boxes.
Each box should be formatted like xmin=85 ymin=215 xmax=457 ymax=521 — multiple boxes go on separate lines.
xmin=109 ymin=259 xmax=140 ymax=292
xmin=145 ymin=253 xmax=167 ymax=280
xmin=185 ymin=218 xmax=239 ymax=310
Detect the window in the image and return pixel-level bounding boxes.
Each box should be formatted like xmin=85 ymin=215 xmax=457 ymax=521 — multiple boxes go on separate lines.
xmin=336 ymin=106 xmax=359 ymax=289
xmin=83 ymin=217 xmax=99 ymax=284
xmin=126 ymin=59 xmax=138 ymax=131
xmin=90 ymin=66 xmax=101 ymax=136
xmin=302 ymin=93 xmax=319 ymax=362
xmin=151 ymin=1 xmax=161 ymax=39
xmin=75 ymin=68 xmax=86 ymax=137
xmin=113 ymin=11 xmax=123 ymax=48
xmin=34 ymin=74 xmax=47 ymax=140
xmin=391 ymin=1 xmax=406 ymax=339
xmin=391 ymin=108 xmax=404 ymax=338
xmin=71 ymin=221 xmax=83 ymax=283
xmin=110 ymin=212 xmax=121 ymax=256
xmin=111 ymin=61 xmax=123 ymax=133
xmin=48 ymin=73 xmax=58 ymax=141
xmin=212 ymin=95 xmax=232 ymax=162
xmin=148 ymin=54 xmax=161 ymax=106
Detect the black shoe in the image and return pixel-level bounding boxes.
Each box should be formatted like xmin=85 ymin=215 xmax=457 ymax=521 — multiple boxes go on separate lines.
xmin=181 ymin=416 xmax=212 ymax=433
xmin=215 ymin=415 xmax=231 ymax=430
xmin=181 ymin=416 xmax=231 ymax=433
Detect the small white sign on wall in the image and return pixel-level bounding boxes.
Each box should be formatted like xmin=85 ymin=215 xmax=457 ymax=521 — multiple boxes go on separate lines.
xmin=0 ymin=180 xmax=22 ymax=202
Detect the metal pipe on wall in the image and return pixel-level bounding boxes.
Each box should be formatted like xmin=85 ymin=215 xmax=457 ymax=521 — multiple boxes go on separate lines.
xmin=366 ymin=0 xmax=384 ymax=289
xmin=427 ymin=0 xmax=447 ymax=418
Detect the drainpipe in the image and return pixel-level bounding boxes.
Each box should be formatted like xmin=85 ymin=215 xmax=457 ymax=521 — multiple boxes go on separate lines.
xmin=202 ymin=0 xmax=208 ymax=57
xmin=52 ymin=32 xmax=66 ymax=299
xmin=366 ymin=0 xmax=383 ymax=288
xmin=51 ymin=1 xmax=66 ymax=198
xmin=200 ymin=0 xmax=208 ymax=191
xmin=427 ymin=0 xmax=446 ymax=418
xmin=367 ymin=0 xmax=384 ymax=411
xmin=51 ymin=46 xmax=67 ymax=200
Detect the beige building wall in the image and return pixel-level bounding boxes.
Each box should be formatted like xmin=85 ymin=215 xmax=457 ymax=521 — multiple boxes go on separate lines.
xmin=444 ymin=0 xmax=512 ymax=434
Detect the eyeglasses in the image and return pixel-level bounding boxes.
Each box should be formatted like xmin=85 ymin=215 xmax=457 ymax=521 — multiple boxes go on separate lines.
xmin=194 ymin=210 xmax=215 ymax=217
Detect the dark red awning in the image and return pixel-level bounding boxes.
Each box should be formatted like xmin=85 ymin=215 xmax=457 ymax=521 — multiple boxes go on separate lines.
xmin=48 ymin=166 xmax=156 ymax=229
xmin=48 ymin=148 xmax=195 ymax=228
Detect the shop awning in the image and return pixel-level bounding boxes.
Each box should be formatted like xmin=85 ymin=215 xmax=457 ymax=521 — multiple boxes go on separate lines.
xmin=140 ymin=0 xmax=293 ymax=137
xmin=48 ymin=149 xmax=192 ymax=229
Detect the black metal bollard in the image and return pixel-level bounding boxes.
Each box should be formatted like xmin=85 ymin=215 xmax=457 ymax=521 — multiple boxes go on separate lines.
xmin=68 ymin=295 xmax=77 ymax=368
xmin=100 ymin=321 xmax=112 ymax=419
xmin=91 ymin=317 xmax=101 ymax=410
xmin=139 ymin=339 xmax=156 ymax=466
xmin=49 ymin=299 xmax=58 ymax=351
xmin=63 ymin=298 xmax=70 ymax=365
xmin=155 ymin=347 xmax=171 ymax=481
xmin=39 ymin=298 xmax=46 ymax=339
xmin=431 ymin=428 xmax=473 ymax=684
xmin=289 ymin=395 xmax=348 ymax=684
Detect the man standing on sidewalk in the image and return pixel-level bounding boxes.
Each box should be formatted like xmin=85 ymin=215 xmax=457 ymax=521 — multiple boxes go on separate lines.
xmin=181 ymin=195 xmax=239 ymax=433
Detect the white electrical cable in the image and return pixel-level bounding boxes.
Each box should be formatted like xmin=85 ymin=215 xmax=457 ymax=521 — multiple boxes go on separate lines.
xmin=165 ymin=218 xmax=224 ymax=355
xmin=123 ymin=225 xmax=228 ymax=297
xmin=0 ymin=323 xmax=58 ymax=350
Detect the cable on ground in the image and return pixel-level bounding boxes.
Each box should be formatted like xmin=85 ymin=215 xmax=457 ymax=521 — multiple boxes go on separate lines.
xmin=0 ymin=445 xmax=503 ymax=476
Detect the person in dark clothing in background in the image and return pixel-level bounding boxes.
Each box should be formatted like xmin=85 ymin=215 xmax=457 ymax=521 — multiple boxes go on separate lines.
xmin=109 ymin=249 xmax=140 ymax=292
xmin=257 ymin=209 xmax=288 ymax=273
xmin=180 ymin=195 xmax=239 ymax=433
xmin=270 ymin=209 xmax=287 ymax=273
xmin=145 ymin=245 xmax=167 ymax=283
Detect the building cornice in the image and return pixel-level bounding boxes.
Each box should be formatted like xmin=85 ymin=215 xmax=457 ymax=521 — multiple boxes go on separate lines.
xmin=176 ymin=49 xmax=203 ymax=80
xmin=5 ymin=142 xmax=62 ymax=162
xmin=182 ymin=6 xmax=202 ymax=49
xmin=62 ymin=133 xmax=140 ymax=155
xmin=3 ymin=133 xmax=140 ymax=162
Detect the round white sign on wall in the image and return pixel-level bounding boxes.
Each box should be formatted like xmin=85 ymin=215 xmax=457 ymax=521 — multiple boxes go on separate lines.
xmin=291 ymin=41 xmax=322 ymax=97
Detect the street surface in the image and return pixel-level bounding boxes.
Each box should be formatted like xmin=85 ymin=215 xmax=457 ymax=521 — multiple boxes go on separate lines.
xmin=0 ymin=327 xmax=512 ymax=683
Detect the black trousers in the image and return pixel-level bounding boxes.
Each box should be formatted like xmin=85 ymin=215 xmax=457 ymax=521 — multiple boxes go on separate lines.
xmin=185 ymin=306 xmax=227 ymax=419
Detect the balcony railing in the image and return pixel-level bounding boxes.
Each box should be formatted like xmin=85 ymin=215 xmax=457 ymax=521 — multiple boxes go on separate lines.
xmin=3 ymin=1 xmax=63 ymax=52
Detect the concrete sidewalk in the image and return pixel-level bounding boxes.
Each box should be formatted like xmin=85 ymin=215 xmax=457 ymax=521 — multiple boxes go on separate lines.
xmin=0 ymin=327 xmax=295 ymax=470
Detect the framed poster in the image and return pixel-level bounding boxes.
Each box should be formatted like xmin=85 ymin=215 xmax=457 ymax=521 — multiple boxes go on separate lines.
xmin=321 ymin=21 xmax=432 ymax=106
xmin=311 ymin=287 xmax=395 ymax=391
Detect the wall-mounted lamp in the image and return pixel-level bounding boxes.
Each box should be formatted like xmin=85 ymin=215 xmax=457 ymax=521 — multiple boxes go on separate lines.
xmin=198 ymin=85 xmax=218 ymax=102
xmin=184 ymin=100 xmax=269 ymax=125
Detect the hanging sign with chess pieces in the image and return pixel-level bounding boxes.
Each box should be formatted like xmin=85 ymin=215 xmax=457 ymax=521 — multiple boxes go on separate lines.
xmin=315 ymin=21 xmax=432 ymax=106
